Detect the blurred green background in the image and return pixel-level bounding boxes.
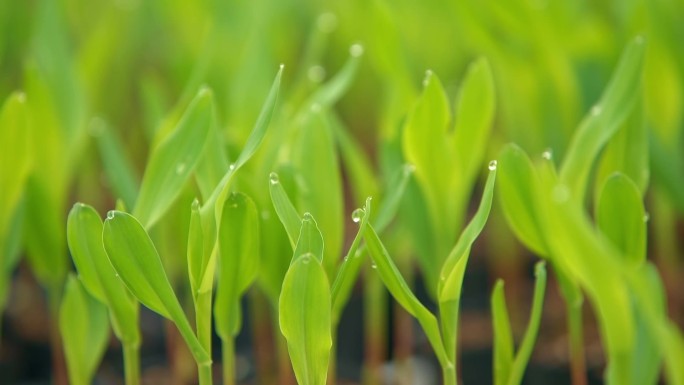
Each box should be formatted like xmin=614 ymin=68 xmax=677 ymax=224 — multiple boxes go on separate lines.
xmin=0 ymin=0 xmax=683 ymax=384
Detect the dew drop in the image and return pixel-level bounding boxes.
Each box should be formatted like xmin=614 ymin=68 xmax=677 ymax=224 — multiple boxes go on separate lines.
xmin=107 ymin=211 xmax=115 ymax=220
xmin=343 ymin=256 xmax=349 ymax=262
xmin=191 ymin=198 xmax=200 ymax=211
xmin=303 ymin=212 xmax=313 ymax=221
xmin=349 ymin=43 xmax=364 ymax=57
xmin=541 ymin=149 xmax=553 ymax=160
xmin=279 ymin=63 xmax=285 ymax=70
xmin=307 ymin=65 xmax=326 ymax=83
xmin=423 ymin=69 xmax=433 ymax=87
xmin=317 ymin=12 xmax=338 ymax=33
xmin=552 ymin=184 xmax=570 ymax=203
xmin=229 ymin=163 xmax=236 ymax=171
xmin=176 ymin=163 xmax=186 ymax=174
xmin=115 ymin=273 xmax=119 ymax=278
xmin=488 ymin=160 xmax=498 ymax=171
xmin=591 ymin=105 xmax=602 ymax=116
xmin=301 ymin=254 xmax=312 ymax=264
xmin=643 ymin=212 xmax=650 ymax=222
xmin=269 ymin=172 xmax=279 ymax=185
xmin=371 ymin=262 xmax=377 ymax=269
xmin=351 ymin=208 xmax=365 ymax=223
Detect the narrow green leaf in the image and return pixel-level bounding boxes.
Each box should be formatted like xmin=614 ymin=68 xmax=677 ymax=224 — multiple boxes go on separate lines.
xmin=92 ymin=119 xmax=139 ymax=210
xmin=60 ymin=276 xmax=110 ymax=385
xmin=560 ymin=37 xmax=646 ymax=200
xmin=293 ymin=213 xmax=325 ymax=265
xmin=363 ymin=224 xmax=449 ymax=367
xmin=497 ymin=143 xmax=549 ymax=257
xmin=279 ymin=254 xmax=332 ymax=385
xmin=373 ymin=164 xmax=414 ymax=233
xmin=507 ymin=262 xmax=547 ymax=385
xmin=187 ymin=199 xmax=204 ymax=295
xmin=331 ymin=197 xmax=372 ymax=323
xmin=303 ymin=44 xmax=364 ymax=111
xmin=491 ymin=280 xmax=514 ymax=385
xmin=596 ymin=173 xmax=646 ymax=266
xmin=215 ymin=192 xmax=260 ymax=338
xmin=103 ymin=211 xmax=210 ymax=365
xmin=67 ymin=203 xmax=139 ymax=344
xmin=133 ymin=87 xmax=214 ymax=229
xmin=269 ymin=171 xmax=302 ymax=249
xmin=438 ymin=166 xmax=496 ymax=302
xmin=0 ymin=92 xmax=31 ymax=240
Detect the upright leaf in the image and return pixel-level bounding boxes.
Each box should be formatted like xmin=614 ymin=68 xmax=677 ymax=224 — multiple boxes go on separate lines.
xmin=596 ymin=173 xmax=646 ymax=266
xmin=215 ymin=193 xmax=260 ymax=338
xmin=133 ymin=87 xmax=214 ymax=229
xmin=293 ymin=213 xmax=325 ymax=265
xmin=67 ymin=203 xmax=139 ymax=344
xmin=269 ymin=171 xmax=302 ymax=249
xmin=60 ymin=276 xmax=110 ymax=385
xmin=103 ymin=211 xmax=209 ymax=364
xmin=491 ymin=280 xmax=514 ymax=385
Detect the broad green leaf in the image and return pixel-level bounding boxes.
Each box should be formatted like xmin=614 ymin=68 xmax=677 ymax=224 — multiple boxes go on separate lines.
xmin=438 ymin=166 xmax=496 ymax=302
xmin=103 ymin=211 xmax=210 ymax=364
xmin=453 ymin=58 xmax=496 ymax=195
xmin=67 ymin=203 xmax=139 ymax=344
xmin=363 ymin=224 xmax=449 ymax=367
xmin=60 ymin=276 xmax=110 ymax=385
xmin=560 ymin=37 xmax=646 ymax=201
xmin=491 ymin=280 xmax=514 ymax=385
xmin=0 ymin=92 xmax=31 ymax=241
xmin=269 ymin=171 xmax=302 ymax=249
xmin=133 ymin=87 xmax=214 ymax=229
xmin=186 ymin=199 xmax=205 ymax=295
xmin=507 ymin=262 xmax=547 ymax=385
xmin=293 ymin=213 xmax=325 ymax=265
xmin=293 ymin=108 xmax=343 ymax=273
xmin=596 ymin=173 xmax=646 ymax=266
xmin=402 ymin=70 xmax=451 ymax=245
xmin=497 ymin=143 xmax=549 ymax=257
xmin=331 ymin=197 xmax=372 ymax=323
xmin=279 ymin=254 xmax=332 ymax=385
xmin=92 ymin=119 xmax=139 ymax=210
xmin=215 ymin=192 xmax=260 ymax=338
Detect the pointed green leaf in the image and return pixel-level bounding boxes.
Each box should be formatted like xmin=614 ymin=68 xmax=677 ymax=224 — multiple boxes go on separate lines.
xmin=67 ymin=203 xmax=139 ymax=344
xmin=133 ymin=87 xmax=214 ymax=229
xmin=60 ymin=276 xmax=110 ymax=385
xmin=560 ymin=37 xmax=646 ymax=200
xmin=293 ymin=213 xmax=325 ymax=265
xmin=491 ymin=280 xmax=514 ymax=385
xmin=269 ymin=171 xmax=302 ymax=249
xmin=103 ymin=210 xmax=210 ymax=365
xmin=507 ymin=262 xmax=547 ymax=385
xmin=497 ymin=143 xmax=549 ymax=257
xmin=363 ymin=224 xmax=449 ymax=367
xmin=438 ymin=166 xmax=496 ymax=302
xmin=303 ymin=45 xmax=363 ymax=111
xmin=279 ymin=254 xmax=332 ymax=385
xmin=331 ymin=197 xmax=372 ymax=323
xmin=374 ymin=164 xmax=414 ymax=233
xmin=215 ymin=192 xmax=259 ymax=338
xmin=596 ymin=173 xmax=646 ymax=266
xmin=187 ymin=199 xmax=205 ymax=295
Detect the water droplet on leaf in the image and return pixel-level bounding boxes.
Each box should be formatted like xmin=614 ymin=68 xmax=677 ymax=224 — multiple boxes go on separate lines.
xmin=488 ymin=160 xmax=498 ymax=171
xmin=541 ymin=149 xmax=553 ymax=160
xmin=308 ymin=65 xmax=326 ymax=83
xmin=349 ymin=43 xmax=364 ymax=57
xmin=269 ymin=172 xmax=279 ymax=185
xmin=591 ymin=105 xmax=602 ymax=116
xmin=351 ymin=208 xmax=365 ymax=223
xmin=107 ymin=211 xmax=115 ymax=220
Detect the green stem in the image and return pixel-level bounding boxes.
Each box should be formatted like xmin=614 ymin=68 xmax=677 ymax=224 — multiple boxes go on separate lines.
xmin=198 ymin=362 xmax=213 ymax=385
xmin=442 ymin=363 xmax=457 ymax=385
xmin=363 ymin=266 xmax=386 ymax=385
xmin=123 ymin=342 xmax=141 ymax=385
xmin=567 ymin=302 xmax=587 ymax=385
xmin=222 ymin=336 xmax=235 ymax=385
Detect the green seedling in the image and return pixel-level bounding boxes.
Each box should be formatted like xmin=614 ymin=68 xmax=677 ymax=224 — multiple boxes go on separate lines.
xmin=59 ymin=275 xmax=110 ymax=385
